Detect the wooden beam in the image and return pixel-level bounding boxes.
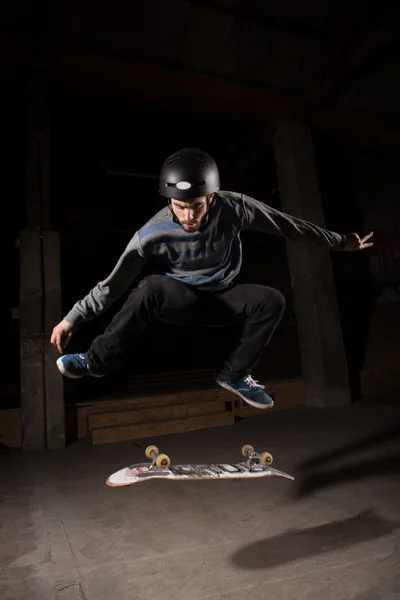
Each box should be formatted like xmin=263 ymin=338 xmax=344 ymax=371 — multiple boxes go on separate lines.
xmin=20 ymin=65 xmax=65 ymax=450
xmin=19 ymin=229 xmax=46 ymax=451
xmin=57 ymin=47 xmax=294 ymax=120
xmin=187 ymin=0 xmax=325 ymax=41
xmin=43 ymin=231 xmax=64 ymax=449
xmin=1 ymin=29 xmax=399 ymax=148
xmin=272 ymin=121 xmax=352 ymax=407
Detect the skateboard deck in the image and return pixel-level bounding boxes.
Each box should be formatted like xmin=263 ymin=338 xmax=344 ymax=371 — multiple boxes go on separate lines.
xmin=106 ymin=444 xmax=294 ymax=487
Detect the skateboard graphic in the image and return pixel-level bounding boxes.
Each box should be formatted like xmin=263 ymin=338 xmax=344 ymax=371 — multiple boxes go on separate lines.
xmin=106 ymin=444 xmax=295 ymax=487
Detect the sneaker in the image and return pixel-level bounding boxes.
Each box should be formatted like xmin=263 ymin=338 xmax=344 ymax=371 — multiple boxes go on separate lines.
xmin=216 ymin=375 xmax=274 ymax=409
xmin=56 ymin=353 xmax=102 ymax=379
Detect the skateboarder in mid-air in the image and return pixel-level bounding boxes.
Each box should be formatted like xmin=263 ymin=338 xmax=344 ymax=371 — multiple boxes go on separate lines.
xmin=51 ymin=148 xmax=373 ymax=409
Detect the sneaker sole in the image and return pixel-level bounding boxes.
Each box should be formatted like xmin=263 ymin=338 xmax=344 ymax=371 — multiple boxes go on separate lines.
xmin=56 ymin=357 xmax=85 ymax=379
xmin=216 ymin=379 xmax=274 ymax=410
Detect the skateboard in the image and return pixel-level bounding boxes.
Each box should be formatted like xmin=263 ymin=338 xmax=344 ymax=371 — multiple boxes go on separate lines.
xmin=106 ymin=444 xmax=295 ymax=487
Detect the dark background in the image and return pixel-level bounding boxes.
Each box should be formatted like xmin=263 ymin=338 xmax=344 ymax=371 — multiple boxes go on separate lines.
xmin=1 ymin=0 xmax=399 ymax=407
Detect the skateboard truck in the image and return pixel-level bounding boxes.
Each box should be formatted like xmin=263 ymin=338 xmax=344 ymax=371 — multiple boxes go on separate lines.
xmin=143 ymin=444 xmax=272 ymax=472
xmin=145 ymin=445 xmax=171 ymax=469
xmin=241 ymin=445 xmax=273 ymax=470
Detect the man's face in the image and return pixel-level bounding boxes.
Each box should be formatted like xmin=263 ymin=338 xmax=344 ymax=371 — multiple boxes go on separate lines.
xmin=170 ymin=194 xmax=214 ymax=232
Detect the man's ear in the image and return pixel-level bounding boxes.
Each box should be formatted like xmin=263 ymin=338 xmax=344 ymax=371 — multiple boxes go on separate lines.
xmin=208 ymin=193 xmax=215 ymax=203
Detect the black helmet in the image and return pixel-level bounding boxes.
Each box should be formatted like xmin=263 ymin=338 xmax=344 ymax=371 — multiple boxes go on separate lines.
xmin=159 ymin=148 xmax=220 ymax=201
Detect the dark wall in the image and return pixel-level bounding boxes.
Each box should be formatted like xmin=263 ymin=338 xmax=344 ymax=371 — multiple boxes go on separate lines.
xmin=313 ymin=134 xmax=376 ymax=400
xmin=1 ymin=92 xmax=26 ymax=403
xmin=313 ymin=135 xmax=400 ymax=402
xmin=349 ymin=150 xmax=400 ymax=404
xmin=4 ymin=86 xmax=399 ymax=408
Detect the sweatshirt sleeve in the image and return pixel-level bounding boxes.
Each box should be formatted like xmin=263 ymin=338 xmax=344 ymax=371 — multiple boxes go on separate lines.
xmin=240 ymin=193 xmax=346 ymax=250
xmin=63 ymin=232 xmax=149 ymax=327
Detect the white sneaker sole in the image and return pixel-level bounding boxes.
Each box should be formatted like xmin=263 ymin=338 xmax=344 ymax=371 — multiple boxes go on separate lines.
xmin=216 ymin=379 xmax=274 ymax=410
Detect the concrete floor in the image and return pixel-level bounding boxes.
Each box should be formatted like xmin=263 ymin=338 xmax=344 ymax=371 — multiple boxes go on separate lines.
xmin=1 ymin=402 xmax=400 ymax=600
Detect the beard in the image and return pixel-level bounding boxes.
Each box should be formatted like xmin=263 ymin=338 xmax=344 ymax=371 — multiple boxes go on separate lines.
xmin=180 ymin=220 xmax=200 ymax=232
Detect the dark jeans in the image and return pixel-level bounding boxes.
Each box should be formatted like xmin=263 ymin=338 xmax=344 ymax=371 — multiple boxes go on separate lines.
xmin=87 ymin=275 xmax=286 ymax=381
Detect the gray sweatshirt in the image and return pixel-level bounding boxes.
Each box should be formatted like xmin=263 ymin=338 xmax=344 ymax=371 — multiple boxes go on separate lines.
xmin=64 ymin=191 xmax=346 ymax=327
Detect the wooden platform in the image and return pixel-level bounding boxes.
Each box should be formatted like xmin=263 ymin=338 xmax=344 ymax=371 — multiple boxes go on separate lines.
xmin=69 ymin=378 xmax=305 ymax=446
xmin=1 ymin=378 xmax=305 ymax=448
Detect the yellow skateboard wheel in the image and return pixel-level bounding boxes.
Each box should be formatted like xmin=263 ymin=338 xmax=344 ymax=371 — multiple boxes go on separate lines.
xmin=156 ymin=454 xmax=171 ymax=468
xmin=145 ymin=445 xmax=159 ymax=459
xmin=242 ymin=444 xmax=255 ymax=457
xmin=260 ymin=452 xmax=273 ymax=466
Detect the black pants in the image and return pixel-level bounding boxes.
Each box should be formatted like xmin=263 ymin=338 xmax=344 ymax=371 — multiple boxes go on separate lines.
xmin=87 ymin=275 xmax=286 ymax=381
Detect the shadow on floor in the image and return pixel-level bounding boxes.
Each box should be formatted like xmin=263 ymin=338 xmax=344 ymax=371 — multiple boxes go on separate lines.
xmin=230 ymin=510 xmax=398 ymax=570
xmin=298 ymin=423 xmax=400 ymax=471
xmin=293 ymin=422 xmax=400 ymax=498
xmin=349 ymin=586 xmax=400 ymax=600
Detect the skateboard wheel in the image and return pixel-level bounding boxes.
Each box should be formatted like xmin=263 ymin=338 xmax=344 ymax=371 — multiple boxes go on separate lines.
xmin=156 ymin=454 xmax=171 ymax=468
xmin=145 ymin=445 xmax=159 ymax=459
xmin=242 ymin=444 xmax=255 ymax=457
xmin=260 ymin=452 xmax=273 ymax=466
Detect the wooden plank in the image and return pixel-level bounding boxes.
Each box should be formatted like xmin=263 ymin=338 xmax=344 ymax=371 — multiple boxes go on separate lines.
xmin=87 ymin=398 xmax=227 ymax=430
xmin=43 ymin=230 xmax=65 ymax=449
xmin=19 ymin=230 xmax=46 ymax=450
xmin=75 ymin=380 xmax=304 ymax=439
xmin=76 ymin=388 xmax=234 ymax=439
xmin=21 ymin=62 xmax=64 ymax=450
xmin=91 ymin=412 xmax=235 ymax=445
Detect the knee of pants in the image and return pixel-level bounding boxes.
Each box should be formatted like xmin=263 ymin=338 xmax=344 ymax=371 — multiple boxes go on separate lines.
xmin=265 ymin=288 xmax=286 ymax=318
xmin=273 ymin=289 xmax=286 ymax=315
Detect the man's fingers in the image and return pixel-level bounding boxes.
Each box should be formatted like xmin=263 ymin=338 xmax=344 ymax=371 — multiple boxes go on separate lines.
xmin=51 ymin=333 xmax=60 ymax=352
xmin=361 ymin=232 xmax=374 ymax=243
xmin=361 ymin=242 xmax=374 ymax=249
xmin=56 ymin=335 xmax=63 ymax=353
xmin=51 ymin=331 xmax=64 ymax=353
xmin=51 ymin=326 xmax=74 ymax=354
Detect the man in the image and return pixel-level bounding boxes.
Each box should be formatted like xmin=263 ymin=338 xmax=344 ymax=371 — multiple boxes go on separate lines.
xmin=51 ymin=148 xmax=373 ymax=409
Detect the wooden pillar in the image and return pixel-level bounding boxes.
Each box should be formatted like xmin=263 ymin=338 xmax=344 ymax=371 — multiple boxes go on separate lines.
xmin=43 ymin=230 xmax=64 ymax=449
xmin=272 ymin=121 xmax=351 ymax=407
xmin=20 ymin=65 xmax=64 ymax=450
xmin=19 ymin=230 xmax=46 ymax=450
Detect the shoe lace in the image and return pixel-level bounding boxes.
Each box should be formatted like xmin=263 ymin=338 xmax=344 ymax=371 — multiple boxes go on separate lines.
xmin=243 ymin=375 xmax=265 ymax=389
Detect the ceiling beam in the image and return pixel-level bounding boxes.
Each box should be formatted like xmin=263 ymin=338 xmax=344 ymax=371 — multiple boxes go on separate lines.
xmin=56 ymin=47 xmax=400 ymax=148
xmin=1 ymin=34 xmax=399 ymax=151
xmin=187 ymin=0 xmax=326 ymax=42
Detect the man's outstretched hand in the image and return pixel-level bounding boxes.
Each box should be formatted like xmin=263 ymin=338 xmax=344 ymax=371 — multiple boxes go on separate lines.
xmin=51 ymin=319 xmax=75 ymax=353
xmin=343 ymin=232 xmax=374 ymax=252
